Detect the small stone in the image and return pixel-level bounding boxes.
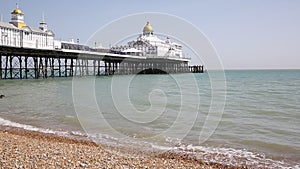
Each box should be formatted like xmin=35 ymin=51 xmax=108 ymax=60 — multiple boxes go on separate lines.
xmin=80 ymin=162 xmax=87 ymax=167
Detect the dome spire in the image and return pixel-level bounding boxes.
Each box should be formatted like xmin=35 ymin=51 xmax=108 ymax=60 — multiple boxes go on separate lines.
xmin=39 ymin=12 xmax=47 ymax=31
xmin=11 ymin=3 xmax=24 ymax=15
xmin=10 ymin=3 xmax=26 ymax=28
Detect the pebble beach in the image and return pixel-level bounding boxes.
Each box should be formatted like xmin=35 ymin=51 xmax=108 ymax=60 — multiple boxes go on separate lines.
xmin=0 ymin=127 xmax=242 ymax=169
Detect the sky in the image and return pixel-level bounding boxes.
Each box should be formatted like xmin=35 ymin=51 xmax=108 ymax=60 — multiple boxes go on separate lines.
xmin=1 ymin=0 xmax=300 ymax=69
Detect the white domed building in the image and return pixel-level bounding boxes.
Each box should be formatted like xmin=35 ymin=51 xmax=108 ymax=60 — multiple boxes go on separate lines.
xmin=111 ymin=22 xmax=183 ymax=58
xmin=0 ymin=5 xmax=54 ymax=49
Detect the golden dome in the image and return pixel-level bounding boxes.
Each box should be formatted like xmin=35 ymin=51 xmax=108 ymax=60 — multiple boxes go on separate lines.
xmin=143 ymin=21 xmax=153 ymax=32
xmin=11 ymin=8 xmax=24 ymax=15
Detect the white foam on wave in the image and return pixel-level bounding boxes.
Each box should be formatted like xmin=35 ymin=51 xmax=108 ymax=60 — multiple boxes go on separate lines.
xmin=68 ymin=131 xmax=87 ymax=137
xmin=88 ymin=132 xmax=130 ymax=146
xmin=0 ymin=116 xmax=79 ymax=138
xmin=152 ymin=143 xmax=298 ymax=169
xmin=86 ymin=133 xmax=299 ymax=168
xmin=0 ymin=116 xmax=122 ymax=146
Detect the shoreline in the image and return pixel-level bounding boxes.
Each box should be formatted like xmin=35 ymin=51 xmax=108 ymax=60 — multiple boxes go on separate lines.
xmin=0 ymin=126 xmax=241 ymax=169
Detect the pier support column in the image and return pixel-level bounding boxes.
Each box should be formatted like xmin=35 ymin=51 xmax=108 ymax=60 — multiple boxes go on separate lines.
xmin=24 ymin=57 xmax=28 ymax=79
xmin=115 ymin=61 xmax=118 ymax=75
xmin=123 ymin=62 xmax=126 ymax=74
xmin=19 ymin=56 xmax=22 ymax=79
xmin=85 ymin=59 xmax=89 ymax=76
xmin=58 ymin=58 xmax=62 ymax=77
xmin=0 ymin=56 xmax=2 ymax=79
xmin=43 ymin=57 xmax=47 ymax=78
xmin=70 ymin=59 xmax=74 ymax=77
xmin=65 ymin=58 xmax=68 ymax=77
xmin=9 ymin=56 xmax=13 ymax=79
xmin=115 ymin=62 xmax=118 ymax=75
xmin=108 ymin=61 xmax=111 ymax=75
xmin=4 ymin=56 xmax=8 ymax=79
xmin=104 ymin=61 xmax=107 ymax=75
xmin=33 ymin=57 xmax=38 ymax=79
xmin=111 ymin=61 xmax=114 ymax=75
xmin=50 ymin=58 xmax=54 ymax=77
xmin=93 ymin=60 xmax=96 ymax=76
xmin=79 ymin=59 xmax=83 ymax=76
xmin=97 ymin=60 xmax=100 ymax=76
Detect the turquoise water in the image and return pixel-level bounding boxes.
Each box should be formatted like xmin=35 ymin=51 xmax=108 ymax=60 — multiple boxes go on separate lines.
xmin=0 ymin=70 xmax=299 ymax=168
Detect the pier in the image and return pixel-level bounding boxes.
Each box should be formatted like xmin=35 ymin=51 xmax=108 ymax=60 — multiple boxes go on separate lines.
xmin=0 ymin=46 xmax=203 ymax=80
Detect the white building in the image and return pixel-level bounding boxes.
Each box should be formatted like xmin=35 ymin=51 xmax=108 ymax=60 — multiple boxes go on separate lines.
xmin=111 ymin=22 xmax=183 ymax=58
xmin=0 ymin=5 xmax=54 ymax=49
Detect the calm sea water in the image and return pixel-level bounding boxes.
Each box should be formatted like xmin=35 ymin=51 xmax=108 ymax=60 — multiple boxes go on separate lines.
xmin=0 ymin=70 xmax=299 ymax=168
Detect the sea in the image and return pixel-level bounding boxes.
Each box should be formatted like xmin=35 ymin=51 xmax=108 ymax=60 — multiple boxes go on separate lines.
xmin=0 ymin=70 xmax=299 ymax=168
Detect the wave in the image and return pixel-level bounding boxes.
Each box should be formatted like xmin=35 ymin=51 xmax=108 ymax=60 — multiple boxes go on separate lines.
xmin=0 ymin=116 xmax=298 ymax=168
xmin=152 ymin=143 xmax=299 ymax=169
xmin=0 ymin=116 xmax=83 ymax=138
xmin=87 ymin=132 xmax=299 ymax=168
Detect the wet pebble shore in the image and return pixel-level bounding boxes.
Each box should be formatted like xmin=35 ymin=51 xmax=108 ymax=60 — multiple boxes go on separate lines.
xmin=0 ymin=128 xmax=241 ymax=169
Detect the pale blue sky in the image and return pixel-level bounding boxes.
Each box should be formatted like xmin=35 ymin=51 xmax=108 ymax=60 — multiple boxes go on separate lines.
xmin=1 ymin=0 xmax=300 ymax=69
